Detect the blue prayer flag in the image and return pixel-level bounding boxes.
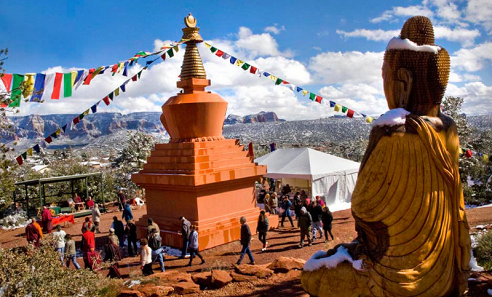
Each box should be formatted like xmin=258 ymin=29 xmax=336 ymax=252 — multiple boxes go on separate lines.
xmin=329 ymin=101 xmax=335 ymax=107
xmin=33 ymin=144 xmax=40 ymax=153
xmin=91 ymin=104 xmax=97 ymax=113
xmin=296 ymin=87 xmax=303 ymax=92
xmin=120 ymin=84 xmax=126 ymax=92
xmin=263 ymin=72 xmax=270 ymax=77
xmin=31 ymin=73 xmax=46 ymax=102
xmin=123 ymin=62 xmax=128 ymax=76
xmin=230 ymin=57 xmax=237 ymax=64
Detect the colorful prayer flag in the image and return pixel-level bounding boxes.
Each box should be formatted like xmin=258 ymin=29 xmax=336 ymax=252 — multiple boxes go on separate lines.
xmin=84 ymin=69 xmax=95 ymax=85
xmin=103 ymin=96 xmax=110 ymax=105
xmin=366 ymin=116 xmax=373 ymax=124
xmin=235 ymin=60 xmax=244 ymax=67
xmin=230 ymin=57 xmax=237 ymax=64
xmin=302 ymin=90 xmax=309 ymax=96
xmin=52 ymin=73 xmax=63 ymax=99
xmin=161 ymin=53 xmax=166 ymax=61
xmin=16 ymin=156 xmax=23 ymax=165
xmin=222 ymin=53 xmax=230 ymax=60
xmin=123 ymin=62 xmax=128 ymax=77
xmin=10 ymin=74 xmax=25 ymax=106
xmin=33 ymin=144 xmax=40 ymax=153
xmin=45 ymin=135 xmax=53 ymax=143
xmin=62 ymin=124 xmax=68 ymax=133
xmin=250 ymin=66 xmax=257 ymax=74
xmin=114 ymin=88 xmax=120 ymax=97
xmin=334 ymin=104 xmax=341 ymax=112
xmin=204 ymin=43 xmax=211 ymax=49
xmin=132 ymin=74 xmax=138 ymax=81
xmin=74 ymin=70 xmax=86 ymax=90
xmin=210 ymin=47 xmax=218 ymax=53
xmin=173 ymin=45 xmax=179 ymax=53
xmin=263 ymin=72 xmax=270 ymax=77
xmin=342 ymin=106 xmax=348 ymax=113
xmin=27 ymin=148 xmax=33 ymax=156
xmin=296 ymin=87 xmax=303 ymax=93
xmin=91 ymin=104 xmax=97 ymax=113
xmin=315 ymin=95 xmax=322 ymax=103
xmin=309 ymin=93 xmax=315 ymax=100
xmin=73 ymin=117 xmax=80 ymax=125
xmin=347 ymin=109 xmax=354 ymax=118
xmin=63 ymin=73 xmax=72 ymax=97
xmin=71 ymin=71 xmax=78 ymax=86
xmin=23 ymin=74 xmax=35 ymax=98
xmin=216 ymin=50 xmax=224 ymax=57
xmin=465 ymin=149 xmax=472 ymax=158
xmin=242 ymin=63 xmax=250 ymax=70
xmin=329 ymin=101 xmax=335 ymax=107
xmin=167 ymin=48 xmax=174 ymax=58
xmin=1 ymin=74 xmax=13 ymax=91
xmin=31 ymin=73 xmax=46 ymax=102
xmin=109 ymin=92 xmax=114 ymax=100
xmin=120 ymin=84 xmax=126 ymax=92
xmin=111 ymin=64 xmax=118 ymax=76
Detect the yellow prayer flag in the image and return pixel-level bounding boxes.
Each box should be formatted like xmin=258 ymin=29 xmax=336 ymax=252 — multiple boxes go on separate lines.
xmin=484 ymin=154 xmax=489 ymax=163
xmin=83 ymin=109 xmax=90 ymax=116
xmin=270 ymin=75 xmax=276 ymax=81
xmin=204 ymin=43 xmax=211 ymax=48
xmin=235 ymin=60 xmax=244 ymax=67
xmin=334 ymin=104 xmax=341 ymax=112
xmin=114 ymin=88 xmax=120 ymax=96
xmin=71 ymin=71 xmax=78 ymax=86
xmin=23 ymin=73 xmax=36 ymax=98
xmin=302 ymin=90 xmax=309 ymax=96
xmin=55 ymin=129 xmax=61 ymax=136
xmin=92 ymin=67 xmax=104 ymax=78
xmin=27 ymin=148 xmax=33 ymax=156
xmin=366 ymin=116 xmax=373 ymax=124
xmin=459 ymin=147 xmax=463 ymax=155
xmin=173 ymin=45 xmax=179 ymax=52
xmin=117 ymin=63 xmax=124 ymax=73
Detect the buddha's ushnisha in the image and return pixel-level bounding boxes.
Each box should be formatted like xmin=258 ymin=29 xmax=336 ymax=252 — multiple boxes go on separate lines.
xmin=301 ymin=16 xmax=471 ymax=297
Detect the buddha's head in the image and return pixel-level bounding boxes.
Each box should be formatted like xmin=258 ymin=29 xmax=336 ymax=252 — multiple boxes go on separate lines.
xmin=382 ymin=16 xmax=450 ymax=116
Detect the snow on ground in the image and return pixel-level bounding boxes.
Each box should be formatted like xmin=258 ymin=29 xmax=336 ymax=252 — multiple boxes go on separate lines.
xmin=329 ymin=202 xmax=351 ymax=212
xmin=304 ymin=245 xmax=363 ymax=272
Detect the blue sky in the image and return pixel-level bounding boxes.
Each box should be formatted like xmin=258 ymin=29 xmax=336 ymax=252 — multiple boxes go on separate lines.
xmin=1 ymin=0 xmax=491 ymax=120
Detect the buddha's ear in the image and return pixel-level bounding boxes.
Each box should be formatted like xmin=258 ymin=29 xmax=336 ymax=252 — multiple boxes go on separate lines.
xmin=397 ymin=68 xmax=413 ymax=109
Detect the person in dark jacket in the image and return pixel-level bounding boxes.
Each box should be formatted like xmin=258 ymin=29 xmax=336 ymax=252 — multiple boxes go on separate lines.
xmin=111 ymin=216 xmax=125 ymax=248
xmin=117 ymin=189 xmax=126 ymax=211
xmin=148 ymin=228 xmax=165 ymax=272
xmin=256 ymin=210 xmax=269 ymax=251
xmin=187 ymin=225 xmax=205 ymax=266
xmin=236 ymin=216 xmax=255 ymax=265
xmin=179 ymin=216 xmax=191 ymax=259
xmin=294 ymin=199 xmax=303 ymax=228
xmin=103 ymin=241 xmax=122 ymax=278
xmin=280 ymin=196 xmax=294 ymax=227
xmin=298 ymin=207 xmax=312 ymax=248
xmin=122 ymin=203 xmax=133 ymax=222
xmin=321 ymin=206 xmax=334 ymax=242
xmin=308 ymin=200 xmax=324 ymax=241
xmin=125 ymin=220 xmax=138 ymax=256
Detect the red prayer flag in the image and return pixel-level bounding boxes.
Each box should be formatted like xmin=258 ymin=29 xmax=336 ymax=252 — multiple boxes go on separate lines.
xmin=16 ymin=155 xmax=23 ymax=166
xmin=51 ymin=73 xmax=63 ymax=99
xmin=73 ymin=117 xmax=80 ymax=125
xmin=215 ymin=50 xmax=224 ymax=57
xmin=84 ymin=69 xmax=95 ymax=85
xmin=132 ymin=75 xmax=138 ymax=82
xmin=250 ymin=66 xmax=257 ymax=74
xmin=161 ymin=53 xmax=166 ymax=61
xmin=1 ymin=73 xmax=13 ymax=91
xmin=315 ymin=95 xmax=322 ymax=103
xmin=466 ymin=149 xmax=472 ymax=158
xmin=111 ymin=64 xmax=118 ymax=73
xmin=103 ymin=96 xmax=110 ymax=106
xmin=347 ymin=109 xmax=354 ymax=118
xmin=45 ymin=136 xmax=53 ymax=144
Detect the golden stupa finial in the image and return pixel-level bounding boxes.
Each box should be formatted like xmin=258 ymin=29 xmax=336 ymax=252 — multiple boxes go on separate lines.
xmin=180 ymin=13 xmax=207 ymax=80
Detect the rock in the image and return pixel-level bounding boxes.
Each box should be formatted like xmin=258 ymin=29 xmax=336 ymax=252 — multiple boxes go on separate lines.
xmin=234 ymin=264 xmax=274 ymax=278
xmin=230 ymin=272 xmax=258 ymax=282
xmin=173 ymin=282 xmax=200 ymax=295
xmin=117 ymin=290 xmax=144 ymax=297
xmin=138 ymin=285 xmax=174 ymax=297
xmin=211 ymin=270 xmax=233 ymax=289
xmin=152 ymin=271 xmax=193 ymax=285
xmin=267 ymin=257 xmax=306 ymax=273
xmin=191 ymin=271 xmax=212 ymax=287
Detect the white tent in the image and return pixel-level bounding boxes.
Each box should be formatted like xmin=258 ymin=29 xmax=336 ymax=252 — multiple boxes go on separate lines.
xmin=255 ymin=148 xmax=360 ymax=211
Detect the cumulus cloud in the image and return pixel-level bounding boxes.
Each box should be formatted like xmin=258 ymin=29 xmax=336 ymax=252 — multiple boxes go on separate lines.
xmin=452 ymin=42 xmax=492 ymax=72
xmin=371 ymin=5 xmax=433 ymax=23
xmin=264 ymin=24 xmax=285 ymax=35
xmin=336 ymin=29 xmax=399 ymax=42
xmin=235 ymin=27 xmax=293 ymax=58
xmin=465 ymin=0 xmax=492 ymax=33
xmin=433 ymin=26 xmax=480 ymax=47
xmin=446 ymin=82 xmax=492 ymax=114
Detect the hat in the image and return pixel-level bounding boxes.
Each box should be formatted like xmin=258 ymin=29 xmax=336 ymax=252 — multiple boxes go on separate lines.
xmin=109 ymin=228 xmax=115 ymax=233
xmin=301 ymin=207 xmax=307 ymax=213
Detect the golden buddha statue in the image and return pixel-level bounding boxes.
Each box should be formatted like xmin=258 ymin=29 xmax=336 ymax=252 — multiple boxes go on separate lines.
xmin=301 ymin=16 xmax=471 ymax=297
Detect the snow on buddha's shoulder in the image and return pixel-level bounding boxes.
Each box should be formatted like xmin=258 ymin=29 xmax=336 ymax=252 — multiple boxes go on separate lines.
xmin=372 ymin=108 xmax=410 ymax=128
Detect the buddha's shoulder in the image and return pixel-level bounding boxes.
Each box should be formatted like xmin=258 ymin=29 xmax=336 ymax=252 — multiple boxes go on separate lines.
xmin=420 ymin=113 xmax=456 ymax=134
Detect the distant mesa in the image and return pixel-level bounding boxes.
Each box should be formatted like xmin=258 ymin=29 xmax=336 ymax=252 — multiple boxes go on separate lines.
xmin=224 ymin=111 xmax=285 ymax=125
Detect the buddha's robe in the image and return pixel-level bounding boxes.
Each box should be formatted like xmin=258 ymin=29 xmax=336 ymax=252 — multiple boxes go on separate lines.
xmin=301 ymin=116 xmax=471 ymax=297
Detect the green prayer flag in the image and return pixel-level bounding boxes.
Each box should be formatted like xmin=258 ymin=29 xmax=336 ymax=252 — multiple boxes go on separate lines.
xmin=51 ymin=132 xmax=58 ymax=139
xmin=342 ymin=106 xmax=348 ymax=113
xmin=63 ymin=73 xmax=72 ymax=97
xmin=275 ymin=78 xmax=283 ymax=85
xmin=109 ymin=92 xmax=114 ymax=100
xmin=138 ymin=71 xmax=142 ymax=79
xmin=309 ymin=93 xmax=315 ymax=100
xmin=242 ymin=63 xmax=250 ymax=70
xmin=10 ymin=74 xmax=24 ymax=107
xmin=79 ymin=113 xmax=85 ymax=120
xmin=167 ymin=48 xmax=174 ymax=58
xmin=210 ymin=47 xmax=218 ymax=53
xmin=21 ymin=152 xmax=27 ymax=160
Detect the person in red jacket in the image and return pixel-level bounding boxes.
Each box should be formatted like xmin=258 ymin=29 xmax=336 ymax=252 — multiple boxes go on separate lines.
xmin=41 ymin=205 xmax=53 ymax=233
xmin=81 ymin=227 xmax=95 ymax=269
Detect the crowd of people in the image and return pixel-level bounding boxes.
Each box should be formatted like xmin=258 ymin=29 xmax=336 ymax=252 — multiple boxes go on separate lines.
xmin=24 ymin=184 xmax=336 ymax=278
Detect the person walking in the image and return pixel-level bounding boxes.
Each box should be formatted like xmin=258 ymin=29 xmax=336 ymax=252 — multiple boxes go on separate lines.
xmin=280 ymin=196 xmax=294 ymax=228
xmin=25 ymin=217 xmax=42 ymax=247
xmin=256 ymin=210 xmax=269 ymax=251
xmin=236 ymin=217 xmax=255 ymax=265
xmin=321 ymin=206 xmax=334 ymax=242
xmin=81 ymin=217 xmax=94 ymax=233
xmin=41 ymin=205 xmax=53 ymax=233
xmin=92 ymin=204 xmax=101 ymax=233
xmin=117 ymin=189 xmax=126 ymax=211
xmin=309 ymin=200 xmax=324 ymax=241
xmin=111 ymin=216 xmax=125 ymax=249
xmin=108 ymin=228 xmax=120 ymax=246
xmin=126 ymin=220 xmax=138 ymax=257
xmin=122 ymin=203 xmax=133 ymax=223
xmin=298 ymin=207 xmax=312 ymax=248
xmin=52 ymin=225 xmax=66 ymax=263
xmin=65 ymin=234 xmax=81 ymax=269
xmin=148 ymin=228 xmax=165 ymax=272
xmin=103 ymin=240 xmax=122 ymax=278
xmin=187 ymin=225 xmax=205 ymax=266
xmin=179 ymin=216 xmax=191 ymax=259
xmin=294 ymin=199 xmax=303 ymax=228
xmin=81 ymin=227 xmax=96 ymax=269
xmin=140 ymin=238 xmax=153 ymax=276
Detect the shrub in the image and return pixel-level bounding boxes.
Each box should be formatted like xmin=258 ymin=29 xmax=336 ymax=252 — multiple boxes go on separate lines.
xmin=0 ymin=241 xmax=118 ymax=297
xmin=474 ymin=230 xmax=492 ymax=271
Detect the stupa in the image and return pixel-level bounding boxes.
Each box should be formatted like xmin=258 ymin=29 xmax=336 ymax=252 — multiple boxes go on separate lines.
xmin=131 ymin=14 xmax=275 ymax=250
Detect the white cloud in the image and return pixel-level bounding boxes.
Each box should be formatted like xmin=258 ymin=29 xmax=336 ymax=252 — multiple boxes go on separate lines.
xmin=434 ymin=26 xmax=480 ymax=47
xmin=452 ymin=42 xmax=492 ymax=72
xmin=465 ymin=0 xmax=492 ymax=32
xmin=371 ymin=5 xmax=433 ymax=23
xmin=235 ymin=27 xmax=293 ymax=58
xmin=264 ymin=24 xmax=285 ymax=35
xmin=308 ymin=51 xmax=384 ymax=85
xmin=336 ymin=29 xmax=399 ymax=42
xmin=446 ymin=82 xmax=492 ymax=114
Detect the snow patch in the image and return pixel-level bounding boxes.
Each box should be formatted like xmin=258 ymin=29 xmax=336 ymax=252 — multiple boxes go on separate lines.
xmin=469 ymin=249 xmax=484 ymax=272
xmin=386 ymin=37 xmax=441 ymax=54
xmin=328 ymin=201 xmax=351 ymax=212
xmin=124 ymin=280 xmax=141 ymax=288
xmin=372 ymin=108 xmax=410 ymax=128
xmin=304 ymin=246 xmax=363 ymax=272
